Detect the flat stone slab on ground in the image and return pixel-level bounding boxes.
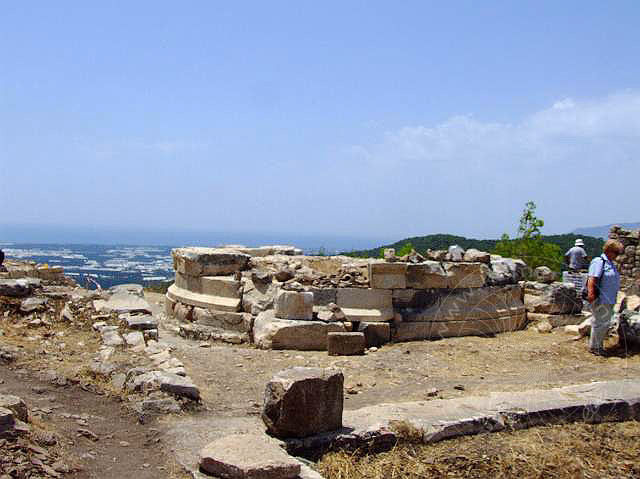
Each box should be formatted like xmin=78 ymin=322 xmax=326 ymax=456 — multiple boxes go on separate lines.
xmin=199 ymin=433 xmax=301 ymax=479
xmin=129 ymin=371 xmax=200 ymax=400
xmin=94 ymin=292 xmax=152 ymax=314
xmin=120 ymin=313 xmax=158 ymax=330
xmin=109 ymin=283 xmax=144 ymax=297
xmin=327 ymin=332 xmax=366 ymax=356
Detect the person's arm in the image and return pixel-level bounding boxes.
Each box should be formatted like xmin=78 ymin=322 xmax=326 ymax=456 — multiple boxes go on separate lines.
xmin=587 ymin=276 xmax=597 ymax=303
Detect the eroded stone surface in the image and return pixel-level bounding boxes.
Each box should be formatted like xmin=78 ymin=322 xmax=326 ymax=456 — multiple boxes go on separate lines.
xmin=275 ymin=290 xmax=313 ymax=320
xmin=262 ymin=367 xmax=343 ymax=438
xmin=199 ymin=434 xmax=301 ymax=479
xmin=327 ymin=332 xmax=366 ymax=356
xmin=253 ymin=311 xmax=345 ymax=351
xmin=173 ymin=248 xmax=250 ymax=276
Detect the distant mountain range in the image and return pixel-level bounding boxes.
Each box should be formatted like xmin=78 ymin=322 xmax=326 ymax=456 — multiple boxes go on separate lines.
xmin=572 ymin=222 xmax=640 ymax=239
xmin=344 ymin=233 xmax=604 ymax=259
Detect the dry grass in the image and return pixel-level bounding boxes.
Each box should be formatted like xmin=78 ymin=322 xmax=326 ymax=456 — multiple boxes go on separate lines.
xmin=318 ymin=421 xmax=640 ymax=479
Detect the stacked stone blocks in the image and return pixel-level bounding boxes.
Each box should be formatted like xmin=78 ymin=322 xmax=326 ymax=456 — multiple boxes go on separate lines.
xmin=166 ymin=245 xmax=528 ymax=350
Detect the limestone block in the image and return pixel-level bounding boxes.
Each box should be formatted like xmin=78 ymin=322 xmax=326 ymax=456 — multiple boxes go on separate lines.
xmin=358 ymin=322 xmax=391 ymax=347
xmin=369 ymin=262 xmax=407 ymax=289
xmin=172 ymin=247 xmax=250 ymax=276
xmin=175 ymin=272 xmax=242 ymax=298
xmin=253 ymin=310 xmax=345 ymax=350
xmin=444 ymin=262 xmax=487 ymax=288
xmin=193 ymin=307 xmax=253 ymax=333
xmin=94 ymin=292 xmax=152 ymax=314
xmin=199 ymin=434 xmax=301 ymax=479
xmin=406 ymin=262 xmax=449 ymax=289
xmin=308 ymin=287 xmax=337 ymax=306
xmin=123 ymin=331 xmax=145 ymax=350
xmin=327 ymin=332 xmax=366 ymax=355
xmin=405 ymin=286 xmax=523 ymax=322
xmin=534 ymin=266 xmax=555 ymax=284
xmin=524 ymin=282 xmax=582 ymax=315
xmin=463 ymin=249 xmax=491 ymax=263
xmin=393 ymin=312 xmax=526 ymax=341
xmin=120 ymin=313 xmax=158 ymax=331
xmin=128 ymin=371 xmax=200 ymax=400
xmin=109 ymin=284 xmax=144 ymax=297
xmin=262 ymin=367 xmax=343 ymax=438
xmin=336 ymin=288 xmax=394 ymax=322
xmin=241 ymin=278 xmax=279 ymax=315
xmin=527 ymin=312 xmax=586 ymax=328
xmin=275 ymin=290 xmax=314 ymax=320
xmin=167 ymin=284 xmax=241 ymax=312
xmin=446 ymin=245 xmax=465 ymax=261
xmin=0 ymin=395 xmax=28 ymax=422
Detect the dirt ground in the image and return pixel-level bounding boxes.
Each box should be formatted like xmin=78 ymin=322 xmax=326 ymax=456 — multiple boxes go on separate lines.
xmin=0 ymin=365 xmax=189 ymax=478
xmin=3 ymin=290 xmax=640 ymax=478
xmin=143 ymin=292 xmax=640 ymax=417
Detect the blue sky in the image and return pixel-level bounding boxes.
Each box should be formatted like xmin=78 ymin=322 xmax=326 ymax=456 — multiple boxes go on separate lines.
xmin=2 ymin=1 xmax=639 ymax=245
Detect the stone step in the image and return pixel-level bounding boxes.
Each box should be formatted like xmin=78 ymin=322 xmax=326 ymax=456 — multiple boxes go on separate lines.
xmin=175 ymin=272 xmax=242 ymax=298
xmin=167 ymin=284 xmax=241 ymax=312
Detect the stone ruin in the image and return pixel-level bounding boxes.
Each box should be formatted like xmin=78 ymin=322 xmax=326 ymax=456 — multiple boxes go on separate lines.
xmin=165 ymin=245 xmax=531 ymax=351
xmin=609 ymin=225 xmax=640 ymax=279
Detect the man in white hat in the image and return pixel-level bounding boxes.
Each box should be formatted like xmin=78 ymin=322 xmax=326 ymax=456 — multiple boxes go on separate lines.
xmin=565 ymin=239 xmax=587 ymax=271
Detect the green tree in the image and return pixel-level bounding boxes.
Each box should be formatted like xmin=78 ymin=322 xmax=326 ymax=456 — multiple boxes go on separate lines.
xmin=493 ymin=201 xmax=563 ymax=273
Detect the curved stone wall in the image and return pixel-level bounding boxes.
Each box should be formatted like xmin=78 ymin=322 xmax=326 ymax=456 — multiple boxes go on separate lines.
xmin=165 ymin=245 xmax=527 ymax=350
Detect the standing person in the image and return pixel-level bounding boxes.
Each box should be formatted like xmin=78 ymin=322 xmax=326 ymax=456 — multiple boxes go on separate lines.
xmin=586 ymin=239 xmax=623 ymax=355
xmin=0 ymin=248 xmax=6 ymax=272
xmin=565 ymin=239 xmax=587 ymax=271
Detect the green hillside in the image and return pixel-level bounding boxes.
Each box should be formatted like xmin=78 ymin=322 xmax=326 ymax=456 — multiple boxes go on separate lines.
xmin=343 ymin=233 xmax=603 ymax=259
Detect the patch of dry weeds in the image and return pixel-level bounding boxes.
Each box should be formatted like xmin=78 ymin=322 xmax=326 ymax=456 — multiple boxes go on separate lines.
xmin=318 ymin=421 xmax=640 ymax=479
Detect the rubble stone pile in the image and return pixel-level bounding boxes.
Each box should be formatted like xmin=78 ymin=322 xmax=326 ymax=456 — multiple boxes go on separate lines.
xmin=166 ymin=244 xmax=529 ymax=351
xmin=609 ymin=225 xmax=640 ymax=279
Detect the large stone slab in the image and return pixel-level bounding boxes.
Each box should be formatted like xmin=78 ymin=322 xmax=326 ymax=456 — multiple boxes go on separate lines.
xmin=336 ymin=288 xmax=394 ymax=322
xmin=262 ymin=367 xmax=343 ymax=438
xmin=444 ymin=262 xmax=487 ymax=288
xmin=193 ymin=307 xmax=253 ymax=333
xmin=486 ymin=257 xmax=526 ymax=286
xmin=199 ymin=433 xmax=301 ymax=479
xmin=406 ymin=262 xmax=449 ymax=289
xmin=308 ymin=287 xmax=337 ymax=307
xmin=120 ymin=313 xmax=158 ymax=331
xmin=405 ymin=285 xmax=523 ymax=322
xmin=368 ymin=262 xmax=407 ymax=289
xmin=275 ymin=291 xmax=313 ymax=320
xmin=394 ymin=313 xmax=526 ymax=341
xmin=253 ymin=310 xmax=345 ymax=350
xmin=175 ymin=273 xmax=242 ymax=298
xmin=524 ymin=281 xmax=582 ymax=314
xmin=109 ymin=283 xmax=144 ymax=297
xmin=241 ymin=278 xmax=279 ymax=315
xmin=173 ymin=247 xmax=250 ymax=276
xmin=94 ymin=292 xmax=152 ymax=314
xmin=167 ymin=284 xmax=241 ymax=312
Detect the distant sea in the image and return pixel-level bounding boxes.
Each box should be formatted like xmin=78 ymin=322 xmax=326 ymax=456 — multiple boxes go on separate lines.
xmin=0 ymin=234 xmax=390 ymax=289
xmin=2 ymin=243 xmax=175 ymax=289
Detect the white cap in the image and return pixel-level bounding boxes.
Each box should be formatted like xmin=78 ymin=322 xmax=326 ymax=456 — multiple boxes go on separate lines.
xmin=575 ymin=239 xmax=584 ymax=246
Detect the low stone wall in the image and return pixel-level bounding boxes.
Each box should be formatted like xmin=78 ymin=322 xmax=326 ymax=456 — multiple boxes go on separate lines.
xmin=0 ymin=260 xmax=68 ymax=283
xmin=609 ymin=226 xmax=640 ymax=278
xmin=166 ymin=245 xmax=529 ymax=350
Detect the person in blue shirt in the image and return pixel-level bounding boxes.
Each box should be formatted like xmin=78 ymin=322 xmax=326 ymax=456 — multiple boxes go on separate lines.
xmin=565 ymin=239 xmax=587 ymax=271
xmin=586 ymin=239 xmax=623 ymax=355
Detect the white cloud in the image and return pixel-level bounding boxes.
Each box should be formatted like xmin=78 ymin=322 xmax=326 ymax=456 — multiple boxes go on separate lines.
xmin=341 ymin=91 xmax=640 ymax=236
